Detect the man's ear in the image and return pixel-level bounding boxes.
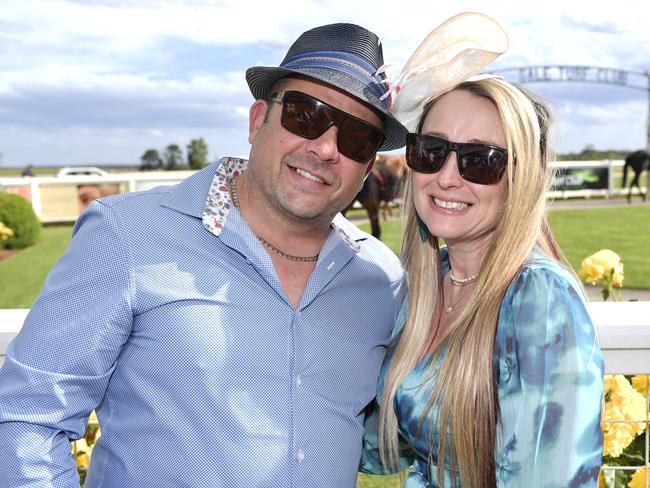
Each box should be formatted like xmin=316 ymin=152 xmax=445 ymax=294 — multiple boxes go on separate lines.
xmin=248 ymin=100 xmax=269 ymax=144
xmin=364 ymin=155 xmax=377 ymax=178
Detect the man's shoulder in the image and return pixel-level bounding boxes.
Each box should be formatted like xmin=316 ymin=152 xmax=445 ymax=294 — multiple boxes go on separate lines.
xmin=97 ymin=160 xmax=224 ymax=213
xmin=98 ymin=185 xmax=175 ymax=209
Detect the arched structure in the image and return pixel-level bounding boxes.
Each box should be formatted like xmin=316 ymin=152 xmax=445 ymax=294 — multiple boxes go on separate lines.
xmin=490 ymin=65 xmax=650 ymax=151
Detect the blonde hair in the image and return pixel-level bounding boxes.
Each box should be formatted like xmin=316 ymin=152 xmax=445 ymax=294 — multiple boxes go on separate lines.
xmin=378 ymin=77 xmax=570 ymax=487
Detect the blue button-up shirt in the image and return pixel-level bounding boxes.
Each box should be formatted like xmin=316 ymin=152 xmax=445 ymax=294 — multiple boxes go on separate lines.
xmin=0 ymin=158 xmax=403 ymax=488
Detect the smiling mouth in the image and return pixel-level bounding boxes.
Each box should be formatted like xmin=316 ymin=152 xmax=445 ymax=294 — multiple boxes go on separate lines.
xmin=433 ymin=197 xmax=470 ymax=210
xmin=291 ymin=166 xmax=327 ymax=185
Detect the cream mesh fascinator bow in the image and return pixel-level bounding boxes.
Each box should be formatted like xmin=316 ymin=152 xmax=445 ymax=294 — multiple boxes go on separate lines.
xmin=384 ymin=12 xmax=510 ymax=131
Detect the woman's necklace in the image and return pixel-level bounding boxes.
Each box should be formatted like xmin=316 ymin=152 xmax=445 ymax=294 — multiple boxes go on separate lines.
xmin=445 ymin=288 xmax=467 ymax=314
xmin=444 ymin=272 xmax=476 ymax=314
xmin=448 ymin=269 xmax=479 ymax=285
xmin=227 ymin=177 xmax=320 ymax=263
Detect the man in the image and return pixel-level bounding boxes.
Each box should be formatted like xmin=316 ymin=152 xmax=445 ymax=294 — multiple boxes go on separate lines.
xmin=20 ymin=164 xmax=34 ymax=177
xmin=0 ymin=23 xmax=407 ymax=487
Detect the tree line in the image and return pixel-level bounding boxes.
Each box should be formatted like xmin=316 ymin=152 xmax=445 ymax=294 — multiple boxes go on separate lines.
xmin=556 ymin=145 xmax=634 ymax=161
xmin=140 ymin=138 xmax=209 ymax=171
xmin=139 ymin=142 xmax=639 ymax=170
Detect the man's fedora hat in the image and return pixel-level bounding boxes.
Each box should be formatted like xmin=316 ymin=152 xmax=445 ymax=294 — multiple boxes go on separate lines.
xmin=246 ymin=23 xmax=408 ymax=151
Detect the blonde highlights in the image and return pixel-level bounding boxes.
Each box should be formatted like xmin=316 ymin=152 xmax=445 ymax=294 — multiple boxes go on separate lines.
xmin=379 ymin=77 xmax=569 ymax=487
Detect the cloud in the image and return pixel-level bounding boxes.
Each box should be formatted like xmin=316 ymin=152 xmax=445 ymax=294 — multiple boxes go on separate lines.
xmin=1 ymin=0 xmax=649 ymax=165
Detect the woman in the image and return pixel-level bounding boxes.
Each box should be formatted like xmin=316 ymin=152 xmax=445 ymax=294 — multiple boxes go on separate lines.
xmin=360 ymin=77 xmax=604 ymax=487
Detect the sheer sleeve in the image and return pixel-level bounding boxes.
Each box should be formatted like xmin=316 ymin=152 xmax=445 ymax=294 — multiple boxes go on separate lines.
xmin=359 ymin=399 xmax=415 ymax=475
xmin=360 ymin=301 xmax=415 ymax=475
xmin=494 ymin=261 xmax=604 ymax=486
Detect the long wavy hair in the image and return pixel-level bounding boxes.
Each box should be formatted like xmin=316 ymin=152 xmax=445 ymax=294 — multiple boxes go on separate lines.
xmin=378 ymin=77 xmax=573 ymax=487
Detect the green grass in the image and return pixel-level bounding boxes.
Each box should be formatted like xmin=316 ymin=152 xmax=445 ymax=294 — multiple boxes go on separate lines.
xmin=0 ymin=166 xmax=58 ymax=176
xmin=358 ymin=206 xmax=650 ymax=290
xmin=1 ymin=205 xmax=649 ymax=309
xmin=549 ymin=206 xmax=650 ymax=289
xmin=0 ymin=224 xmax=72 ymax=308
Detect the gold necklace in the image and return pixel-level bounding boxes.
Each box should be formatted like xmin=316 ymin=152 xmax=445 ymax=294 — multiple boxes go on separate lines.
xmin=445 ymin=292 xmax=466 ymax=314
xmin=444 ymin=274 xmax=472 ymax=314
xmin=227 ymin=177 xmax=320 ymax=263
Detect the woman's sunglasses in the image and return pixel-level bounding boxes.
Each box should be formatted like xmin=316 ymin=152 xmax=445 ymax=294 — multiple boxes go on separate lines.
xmin=406 ymin=133 xmax=508 ymax=185
xmin=269 ymin=91 xmax=384 ymax=163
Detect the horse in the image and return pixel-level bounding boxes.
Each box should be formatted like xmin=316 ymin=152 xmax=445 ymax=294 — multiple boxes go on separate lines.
xmin=375 ymin=155 xmax=407 ymax=219
xmin=343 ymin=155 xmax=405 ymax=240
xmin=622 ymin=150 xmax=650 ymax=202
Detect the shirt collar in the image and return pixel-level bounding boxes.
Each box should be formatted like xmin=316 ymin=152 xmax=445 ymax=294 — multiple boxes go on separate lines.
xmin=201 ymin=156 xmax=248 ymax=236
xmin=201 ymin=157 xmax=363 ymax=253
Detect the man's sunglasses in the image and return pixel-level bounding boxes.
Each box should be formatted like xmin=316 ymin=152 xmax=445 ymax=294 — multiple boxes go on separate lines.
xmin=406 ymin=133 xmax=508 ymax=185
xmin=269 ymin=91 xmax=384 ymax=163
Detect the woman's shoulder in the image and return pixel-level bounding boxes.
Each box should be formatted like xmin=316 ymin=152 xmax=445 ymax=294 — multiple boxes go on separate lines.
xmin=507 ymin=248 xmax=585 ymax=303
xmin=498 ymin=249 xmax=596 ymax=345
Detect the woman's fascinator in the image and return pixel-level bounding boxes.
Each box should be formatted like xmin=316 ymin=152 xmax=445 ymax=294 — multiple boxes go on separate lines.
xmin=385 ymin=12 xmax=510 ymax=131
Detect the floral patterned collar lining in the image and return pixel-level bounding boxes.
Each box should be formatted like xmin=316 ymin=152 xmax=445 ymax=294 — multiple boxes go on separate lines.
xmin=201 ymin=157 xmax=361 ymax=253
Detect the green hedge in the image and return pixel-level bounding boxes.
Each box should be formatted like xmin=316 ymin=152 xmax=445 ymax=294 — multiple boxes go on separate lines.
xmin=0 ymin=192 xmax=41 ymax=249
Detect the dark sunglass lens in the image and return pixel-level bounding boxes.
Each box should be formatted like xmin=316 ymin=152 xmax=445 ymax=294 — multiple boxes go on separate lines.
xmin=338 ymin=119 xmax=383 ymax=162
xmin=459 ymin=146 xmax=507 ymax=184
xmin=279 ymin=91 xmax=382 ymax=163
xmin=281 ymin=94 xmax=330 ymax=139
xmin=406 ymin=135 xmax=448 ymax=173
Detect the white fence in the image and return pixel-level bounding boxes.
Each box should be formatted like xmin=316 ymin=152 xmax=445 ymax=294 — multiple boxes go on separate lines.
xmin=0 ymin=171 xmax=195 ymax=223
xmin=1 ymin=302 xmax=649 ymax=372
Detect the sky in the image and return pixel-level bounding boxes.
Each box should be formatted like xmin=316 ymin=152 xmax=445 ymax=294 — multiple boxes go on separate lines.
xmin=0 ymin=0 xmax=649 ymax=167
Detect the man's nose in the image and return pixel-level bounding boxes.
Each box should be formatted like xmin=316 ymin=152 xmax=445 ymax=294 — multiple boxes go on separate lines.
xmin=305 ymin=125 xmax=340 ymax=162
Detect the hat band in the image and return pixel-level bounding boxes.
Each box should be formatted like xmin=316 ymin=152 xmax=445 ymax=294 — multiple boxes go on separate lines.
xmin=280 ymin=50 xmax=389 ymax=110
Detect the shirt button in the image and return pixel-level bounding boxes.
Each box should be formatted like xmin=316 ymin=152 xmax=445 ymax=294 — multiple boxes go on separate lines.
xmin=296 ymin=374 xmax=302 ymax=386
xmin=295 ymin=449 xmax=305 ymax=462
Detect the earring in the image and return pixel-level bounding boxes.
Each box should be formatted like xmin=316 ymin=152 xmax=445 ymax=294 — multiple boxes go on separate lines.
xmin=416 ymin=214 xmax=430 ymax=242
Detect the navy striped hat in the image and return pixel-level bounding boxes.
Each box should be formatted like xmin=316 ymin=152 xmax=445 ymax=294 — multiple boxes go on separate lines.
xmin=246 ymin=23 xmax=407 ymax=151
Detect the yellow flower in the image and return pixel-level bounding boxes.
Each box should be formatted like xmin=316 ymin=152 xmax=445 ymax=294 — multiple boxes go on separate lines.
xmin=88 ymin=410 xmax=99 ymax=424
xmin=611 ymin=266 xmax=624 ymax=288
xmin=0 ymin=222 xmax=13 ymax=242
xmin=73 ymin=437 xmax=92 ymax=468
xmin=591 ymin=249 xmax=622 ymax=270
xmin=628 ymin=465 xmax=649 ymax=488
xmin=631 ymin=375 xmax=648 ymax=396
xmin=602 ymin=375 xmax=647 ymax=457
xmin=579 ymin=258 xmax=606 ymax=283
xmin=76 ymin=451 xmax=90 ymax=469
xmin=579 ymin=250 xmax=624 ymax=300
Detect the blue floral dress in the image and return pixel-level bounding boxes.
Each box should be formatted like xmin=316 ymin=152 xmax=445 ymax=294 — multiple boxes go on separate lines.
xmin=361 ymin=249 xmax=604 ymax=487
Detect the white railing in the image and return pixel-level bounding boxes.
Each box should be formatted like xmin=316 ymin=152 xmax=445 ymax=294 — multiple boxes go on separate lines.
xmin=2 ymin=303 xmax=649 ymax=372
xmin=0 ymin=171 xmax=195 ymax=223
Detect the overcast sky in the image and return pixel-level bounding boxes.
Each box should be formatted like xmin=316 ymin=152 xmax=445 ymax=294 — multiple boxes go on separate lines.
xmin=1 ymin=0 xmax=649 ymax=167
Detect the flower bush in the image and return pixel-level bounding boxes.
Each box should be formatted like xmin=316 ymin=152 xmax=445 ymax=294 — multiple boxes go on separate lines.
xmin=73 ymin=411 xmax=100 ymax=485
xmin=0 ymin=192 xmax=41 ymax=249
xmin=601 ymin=375 xmax=649 ymax=487
xmin=579 ymin=249 xmax=624 ymax=300
xmin=602 ymin=375 xmax=646 ymax=457
xmin=632 ymin=376 xmax=649 ymax=397
xmin=628 ymin=465 xmax=649 ymax=488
